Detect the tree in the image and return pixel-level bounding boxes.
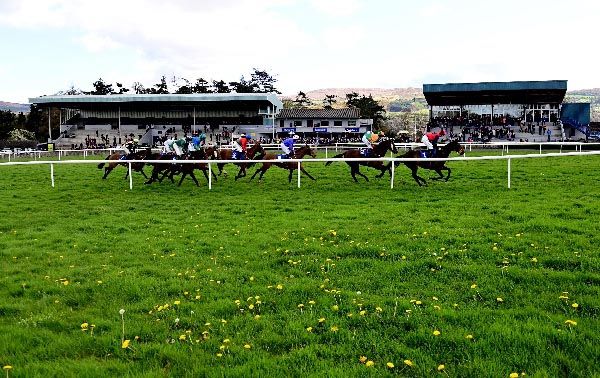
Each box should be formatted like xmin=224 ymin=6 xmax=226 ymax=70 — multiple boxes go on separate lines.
xmin=212 ymin=80 xmax=231 ymax=93
xmin=250 ymin=68 xmax=280 ymax=94
xmin=152 ymin=76 xmax=170 ymax=94
xmin=56 ymin=85 xmax=83 ymax=96
xmin=115 ymin=82 xmax=129 ymax=94
xmin=346 ymin=93 xmax=386 ymax=129
xmin=229 ymin=76 xmax=258 ymax=93
xmin=323 ymin=94 xmax=336 ymax=109
xmin=193 ymin=78 xmax=211 ymax=93
xmin=85 ymin=78 xmax=114 ymax=95
xmin=175 ymin=78 xmax=193 ymax=94
xmin=132 ymin=82 xmax=146 ymax=94
xmin=294 ymin=91 xmax=311 ymax=108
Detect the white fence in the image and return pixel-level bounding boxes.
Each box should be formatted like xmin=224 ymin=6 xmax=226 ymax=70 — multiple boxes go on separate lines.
xmin=1 ymin=150 xmax=600 ymax=191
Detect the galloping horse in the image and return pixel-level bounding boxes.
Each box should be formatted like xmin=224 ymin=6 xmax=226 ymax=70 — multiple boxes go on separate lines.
xmin=400 ymin=139 xmax=465 ymax=186
xmin=145 ymin=146 xmax=217 ymax=185
xmin=216 ymin=142 xmax=265 ymax=180
xmin=172 ymin=146 xmax=219 ymax=186
xmin=325 ymin=138 xmax=398 ymax=182
xmin=97 ymin=148 xmax=152 ymax=179
xmin=250 ymin=145 xmax=317 ymax=183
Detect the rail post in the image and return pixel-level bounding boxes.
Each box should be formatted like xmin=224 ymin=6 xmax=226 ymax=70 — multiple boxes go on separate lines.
xmin=297 ymin=161 xmax=301 ymax=188
xmin=391 ymin=161 xmax=395 ymax=189
xmin=507 ymin=158 xmax=511 ymax=189
xmin=325 ymin=147 xmax=328 ymax=158
xmin=208 ymin=162 xmax=212 ymax=190
xmin=50 ymin=163 xmax=55 ymax=188
xmin=128 ymin=162 xmax=133 ymax=190
xmin=539 ymin=144 xmax=542 ymax=154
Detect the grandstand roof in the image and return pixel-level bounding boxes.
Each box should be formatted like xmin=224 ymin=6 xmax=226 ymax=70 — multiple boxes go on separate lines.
xmin=29 ymin=93 xmax=283 ymax=110
xmin=423 ymin=80 xmax=567 ymax=106
xmin=277 ymin=108 xmax=361 ymax=119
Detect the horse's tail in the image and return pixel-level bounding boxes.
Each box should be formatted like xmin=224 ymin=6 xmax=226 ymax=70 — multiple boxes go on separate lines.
xmin=97 ymin=155 xmax=110 ymax=169
xmin=325 ymin=153 xmax=345 ymax=166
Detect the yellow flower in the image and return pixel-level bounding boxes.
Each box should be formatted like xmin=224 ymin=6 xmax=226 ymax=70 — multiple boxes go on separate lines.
xmin=121 ymin=339 xmax=130 ymax=349
xmin=564 ymin=319 xmax=577 ymax=326
xmin=433 ymin=330 xmax=441 ymax=336
xmin=276 ymin=284 xmax=283 ymax=290
xmin=403 ymin=359 xmax=413 ymax=367
xmin=471 ymin=284 xmax=477 ymax=289
xmin=510 ymin=373 xmax=519 ymax=378
xmin=297 ymin=304 xmax=304 ymax=308
xmin=331 ymin=305 xmax=339 ymax=311
xmin=81 ymin=322 xmax=89 ymax=329
xmin=174 ymin=300 xmax=180 ymax=305
xmin=306 ymin=327 xmax=313 ymax=332
xmin=308 ymin=300 xmax=316 ymax=305
xmin=572 ymin=303 xmax=579 ymax=308
xmin=375 ymin=307 xmax=383 ymax=313
xmin=254 ymin=315 xmax=261 ymax=320
xmin=496 ymin=297 xmax=504 ymax=302
xmin=330 ymin=325 xmax=339 ymax=332
xmin=359 ymin=356 xmax=367 ymax=363
xmin=437 ymin=364 xmax=445 ymax=371
xmin=248 ymin=304 xmax=255 ymax=310
xmin=179 ymin=334 xmax=186 ymax=341
xmin=63 ymin=280 xmax=69 ymax=286
xmin=223 ymin=339 xmax=230 ymax=344
xmin=3 ymin=366 xmax=12 ymax=370
xmin=359 ymin=310 xmax=366 ymax=316
xmin=415 ymin=301 xmax=422 ymax=305
xmin=465 ymin=334 xmax=473 ymax=340
xmin=216 ymin=353 xmax=223 ymax=357
xmin=386 ymin=362 xmax=394 ymax=368
xmin=365 ymin=360 xmax=374 ymax=367
xmin=318 ymin=317 xmax=326 ymax=323
xmin=531 ymin=257 xmax=538 ymax=263
xmin=195 ymin=295 xmax=201 ymax=300
xmin=244 ymin=344 xmax=251 ymax=349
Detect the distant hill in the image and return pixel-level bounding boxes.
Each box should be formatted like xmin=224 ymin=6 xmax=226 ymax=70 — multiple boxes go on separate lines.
xmin=0 ymin=101 xmax=29 ymax=113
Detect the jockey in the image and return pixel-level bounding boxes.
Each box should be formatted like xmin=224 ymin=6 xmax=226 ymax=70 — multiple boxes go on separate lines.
xmin=163 ymin=136 xmax=176 ymax=154
xmin=421 ymin=129 xmax=446 ymax=157
xmin=231 ymin=134 xmax=248 ymax=160
xmin=198 ymin=131 xmax=206 ymax=146
xmin=362 ymin=130 xmax=384 ymax=149
xmin=123 ymin=138 xmax=138 ymax=155
xmin=281 ymin=133 xmax=299 ymax=158
xmin=172 ymin=137 xmax=187 ymax=156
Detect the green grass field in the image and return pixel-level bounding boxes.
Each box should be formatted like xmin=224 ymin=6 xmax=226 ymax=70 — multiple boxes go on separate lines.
xmin=1 ymin=150 xmax=599 ymax=377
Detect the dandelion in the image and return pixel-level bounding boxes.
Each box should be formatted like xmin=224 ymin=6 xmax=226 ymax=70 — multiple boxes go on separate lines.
xmin=564 ymin=319 xmax=577 ymax=326
xmin=308 ymin=300 xmax=316 ymax=305
xmin=216 ymin=353 xmax=223 ymax=357
xmin=415 ymin=300 xmax=422 ymax=305
xmin=497 ymin=297 xmax=504 ymax=302
xmin=365 ymin=361 xmax=374 ymax=367
xmin=244 ymin=344 xmax=251 ymax=349
xmin=438 ymin=364 xmax=445 ymax=371
xmin=330 ymin=325 xmax=339 ymax=332
xmin=306 ymin=326 xmax=313 ymax=332
xmin=174 ymin=300 xmax=180 ymax=305
xmin=254 ymin=315 xmax=261 ymax=320
xmin=318 ymin=317 xmax=326 ymax=323
xmin=387 ymin=362 xmax=394 ymax=368
xmin=531 ymin=257 xmax=538 ymax=263
xmin=510 ymin=373 xmax=519 ymax=378
xmin=3 ymin=366 xmax=12 ymax=378
xmin=119 ymin=309 xmax=126 ymax=344
xmin=195 ymin=295 xmax=201 ymax=300
xmin=331 ymin=305 xmax=339 ymax=311
xmin=375 ymin=307 xmax=383 ymax=313
xmin=121 ymin=339 xmax=130 ymax=349
xmin=465 ymin=334 xmax=474 ymax=340
xmin=359 ymin=356 xmax=367 ymax=363
xmin=471 ymin=284 xmax=477 ymax=289
xmin=276 ymin=284 xmax=283 ymax=290
xmin=359 ymin=310 xmax=367 ymax=316
xmin=63 ymin=280 xmax=69 ymax=286
xmin=179 ymin=334 xmax=186 ymax=341
xmin=433 ymin=330 xmax=441 ymax=336
xmin=572 ymin=303 xmax=579 ymax=308
xmin=223 ymin=339 xmax=230 ymax=344
xmin=248 ymin=304 xmax=255 ymax=310
xmin=81 ymin=322 xmax=89 ymax=331
xmin=403 ymin=359 xmax=413 ymax=367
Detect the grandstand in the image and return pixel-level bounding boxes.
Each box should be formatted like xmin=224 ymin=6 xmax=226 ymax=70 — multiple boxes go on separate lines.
xmin=423 ymin=80 xmax=591 ymax=142
xmin=29 ymin=93 xmax=283 ymax=148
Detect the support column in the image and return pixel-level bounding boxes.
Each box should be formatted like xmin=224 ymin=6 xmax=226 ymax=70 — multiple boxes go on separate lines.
xmin=48 ymin=108 xmax=52 ymax=142
xmin=118 ymin=106 xmax=121 ymax=138
xmin=193 ymin=107 xmax=196 ymax=133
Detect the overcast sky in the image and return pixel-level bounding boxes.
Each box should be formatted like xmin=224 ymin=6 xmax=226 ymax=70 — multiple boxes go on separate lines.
xmin=1 ymin=0 xmax=598 ymax=103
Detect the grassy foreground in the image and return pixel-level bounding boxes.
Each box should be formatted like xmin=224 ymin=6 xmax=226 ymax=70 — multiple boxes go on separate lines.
xmin=1 ymin=152 xmax=599 ymax=377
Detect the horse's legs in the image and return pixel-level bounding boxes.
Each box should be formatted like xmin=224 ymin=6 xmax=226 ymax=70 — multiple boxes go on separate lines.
xmin=187 ymin=171 xmax=200 ymax=187
xmin=235 ymin=166 xmax=245 ymax=181
xmin=443 ymin=166 xmax=451 ymax=181
xmin=217 ymin=163 xmax=225 ymax=176
xmin=138 ymin=169 xmax=149 ymax=179
xmin=349 ymin=163 xmax=359 ymax=183
xmin=351 ymin=163 xmax=369 ymax=182
xmin=288 ymin=169 xmax=293 ymax=183
xmin=300 ymin=166 xmax=316 ymax=181
xmin=178 ymin=172 xmax=187 ymax=186
xmin=412 ymin=168 xmax=427 ymax=186
xmin=102 ymin=167 xmax=112 ymax=179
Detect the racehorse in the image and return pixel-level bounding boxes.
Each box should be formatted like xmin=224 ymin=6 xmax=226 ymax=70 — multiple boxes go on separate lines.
xmin=97 ymin=148 xmax=152 ymax=180
xmin=325 ymin=138 xmax=398 ymax=182
xmin=173 ymin=147 xmax=219 ymax=186
xmin=400 ymin=139 xmax=465 ymax=186
xmin=216 ymin=142 xmax=265 ymax=180
xmin=249 ymin=144 xmax=317 ymax=183
xmin=145 ymin=146 xmax=217 ymax=185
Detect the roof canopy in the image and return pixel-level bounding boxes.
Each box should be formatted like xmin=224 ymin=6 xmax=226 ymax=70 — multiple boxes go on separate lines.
xmin=277 ymin=108 xmax=361 ymax=119
xmin=29 ymin=93 xmax=283 ymax=111
xmin=423 ymin=80 xmax=567 ymax=106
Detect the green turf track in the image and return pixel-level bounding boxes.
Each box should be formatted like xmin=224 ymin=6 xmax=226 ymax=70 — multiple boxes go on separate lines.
xmin=0 ymin=150 xmax=599 ymax=377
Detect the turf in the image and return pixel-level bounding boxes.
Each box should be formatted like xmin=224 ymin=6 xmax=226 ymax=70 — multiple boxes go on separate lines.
xmin=0 ymin=150 xmax=599 ymax=377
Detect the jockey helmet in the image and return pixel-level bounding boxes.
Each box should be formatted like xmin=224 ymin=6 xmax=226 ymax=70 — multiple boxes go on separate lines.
xmin=293 ymin=134 xmax=300 ymax=140
xmin=240 ymin=133 xmax=246 ymax=137
xmin=133 ymin=138 xmax=139 ymax=143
